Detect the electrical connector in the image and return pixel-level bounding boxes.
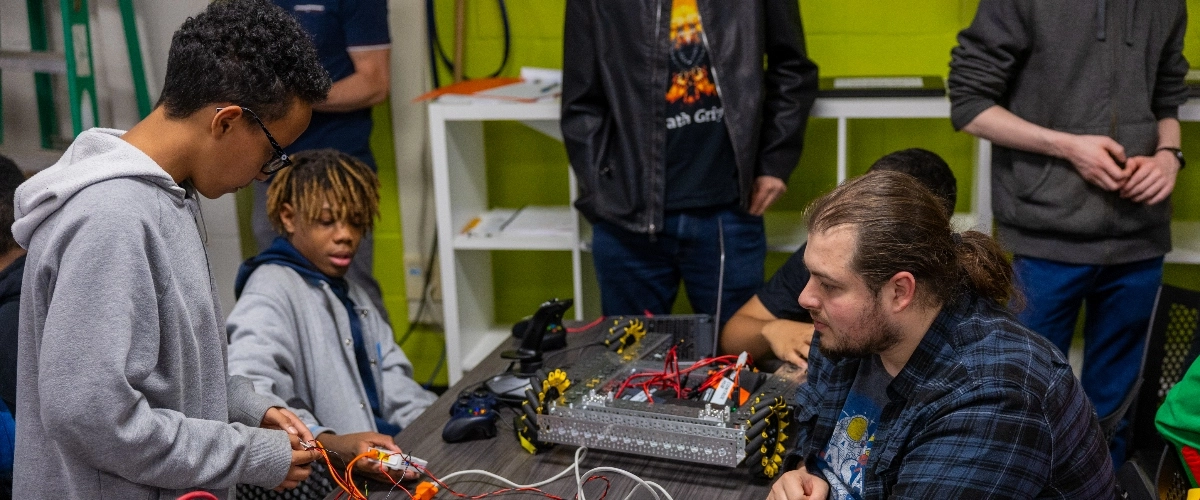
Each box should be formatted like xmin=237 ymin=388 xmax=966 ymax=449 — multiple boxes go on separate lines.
xmin=368 ymin=447 xmax=428 ymax=475
xmin=413 ymin=481 xmax=439 ymax=500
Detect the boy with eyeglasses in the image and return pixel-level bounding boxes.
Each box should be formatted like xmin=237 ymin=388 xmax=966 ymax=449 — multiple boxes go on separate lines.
xmin=11 ymin=0 xmax=332 ymax=498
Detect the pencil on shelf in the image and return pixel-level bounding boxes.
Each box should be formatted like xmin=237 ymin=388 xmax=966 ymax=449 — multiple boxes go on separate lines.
xmin=461 ymin=216 xmax=482 ymax=235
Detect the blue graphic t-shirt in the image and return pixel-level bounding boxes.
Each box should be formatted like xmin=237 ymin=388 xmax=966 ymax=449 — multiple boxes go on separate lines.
xmin=818 ymin=355 xmax=893 ymax=500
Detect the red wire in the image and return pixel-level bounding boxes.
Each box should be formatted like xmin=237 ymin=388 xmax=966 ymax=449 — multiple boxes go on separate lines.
xmin=377 ymin=462 xmax=416 ymax=499
xmin=566 ymin=316 xmax=606 ymax=333
xmin=612 ymin=349 xmax=745 ymax=401
xmin=576 ymin=475 xmax=611 ymax=500
xmin=176 ymin=492 xmax=219 ymax=500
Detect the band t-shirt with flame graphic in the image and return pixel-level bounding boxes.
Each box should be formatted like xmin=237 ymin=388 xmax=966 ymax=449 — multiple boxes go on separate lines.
xmin=663 ymin=0 xmax=738 ymax=211
xmin=817 ymin=355 xmax=893 ymax=500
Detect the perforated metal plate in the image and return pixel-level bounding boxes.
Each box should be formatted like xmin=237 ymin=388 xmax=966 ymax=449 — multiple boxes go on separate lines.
xmin=539 ymin=409 xmax=746 ymax=467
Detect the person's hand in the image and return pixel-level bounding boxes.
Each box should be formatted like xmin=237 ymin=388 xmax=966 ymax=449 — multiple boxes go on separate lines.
xmin=261 ymin=407 xmax=315 ymax=445
xmin=1120 ymin=151 xmax=1180 ymax=204
xmin=761 ymin=319 xmax=814 ymax=371
xmin=276 ymin=432 xmax=321 ymax=491
xmin=766 ymin=468 xmax=830 ymax=500
xmin=1056 ymin=134 xmax=1129 ymax=191
xmin=749 ymin=176 xmax=788 ymax=216
xmin=319 ymin=431 xmax=418 ymax=483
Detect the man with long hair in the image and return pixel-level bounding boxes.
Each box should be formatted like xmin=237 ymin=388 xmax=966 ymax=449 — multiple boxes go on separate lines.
xmin=769 ymin=171 xmax=1115 ymax=499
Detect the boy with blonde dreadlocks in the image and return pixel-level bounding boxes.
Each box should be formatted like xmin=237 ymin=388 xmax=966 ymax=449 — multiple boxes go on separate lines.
xmin=227 ymin=149 xmax=436 ymax=480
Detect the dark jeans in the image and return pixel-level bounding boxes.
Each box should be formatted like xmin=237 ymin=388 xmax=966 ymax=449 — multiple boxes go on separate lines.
xmin=591 ymin=208 xmax=765 ymax=326
xmin=1013 ymin=254 xmax=1163 ymax=465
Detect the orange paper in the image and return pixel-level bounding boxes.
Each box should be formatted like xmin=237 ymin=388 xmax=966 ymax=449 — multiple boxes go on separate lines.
xmin=412 ymin=77 xmax=523 ymax=102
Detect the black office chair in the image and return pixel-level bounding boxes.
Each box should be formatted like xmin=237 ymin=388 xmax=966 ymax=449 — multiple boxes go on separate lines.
xmin=1158 ymin=443 xmax=1190 ymax=500
xmin=1116 ymin=284 xmax=1200 ymax=500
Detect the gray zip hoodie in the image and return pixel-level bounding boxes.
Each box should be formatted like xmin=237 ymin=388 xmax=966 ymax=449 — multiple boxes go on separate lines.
xmin=948 ymin=0 xmax=1188 ymax=265
xmin=11 ymin=129 xmax=292 ymax=499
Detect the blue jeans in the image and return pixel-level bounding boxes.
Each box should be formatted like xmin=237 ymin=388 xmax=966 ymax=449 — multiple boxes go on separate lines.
xmin=1013 ymin=255 xmax=1162 ymax=464
xmin=591 ymin=208 xmax=765 ymax=326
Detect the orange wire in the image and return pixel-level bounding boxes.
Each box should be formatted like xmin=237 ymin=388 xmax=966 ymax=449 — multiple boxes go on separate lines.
xmin=344 ymin=451 xmax=376 ymax=499
xmin=311 ymin=441 xmax=371 ymax=500
xmin=316 ymin=444 xmax=356 ymax=496
xmin=315 ymin=440 xmax=586 ymax=500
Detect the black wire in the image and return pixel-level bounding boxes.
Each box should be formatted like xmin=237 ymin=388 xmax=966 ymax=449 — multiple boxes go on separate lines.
xmin=392 ymin=234 xmax=439 ymax=388
xmin=424 ymin=0 xmax=454 ymax=83
xmin=494 ymin=405 xmax=519 ymax=432
xmin=423 ymin=340 xmax=447 ymax=389
xmin=424 ymin=0 xmax=512 ymax=83
xmin=425 ymin=0 xmax=441 ymax=89
xmin=541 ymin=341 xmax=605 ymax=367
xmin=489 ymin=0 xmax=511 ymax=78
xmin=397 ymin=234 xmax=438 ymax=347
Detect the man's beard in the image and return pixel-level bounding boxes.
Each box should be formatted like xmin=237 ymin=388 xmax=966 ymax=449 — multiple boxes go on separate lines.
xmin=817 ymin=300 xmax=902 ymax=359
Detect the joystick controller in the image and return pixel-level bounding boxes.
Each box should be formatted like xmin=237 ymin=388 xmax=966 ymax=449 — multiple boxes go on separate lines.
xmin=486 ymin=298 xmax=573 ymax=403
xmin=501 ymin=298 xmax=573 ymax=374
xmin=442 ymin=388 xmax=499 ymax=443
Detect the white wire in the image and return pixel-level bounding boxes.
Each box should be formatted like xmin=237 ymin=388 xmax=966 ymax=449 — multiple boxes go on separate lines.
xmin=434 ymin=446 xmax=675 ymax=500
xmin=437 ymin=446 xmax=585 ymax=488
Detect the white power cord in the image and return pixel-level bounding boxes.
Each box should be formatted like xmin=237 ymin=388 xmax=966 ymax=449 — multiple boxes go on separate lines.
xmin=436 ymin=447 xmax=675 ymax=500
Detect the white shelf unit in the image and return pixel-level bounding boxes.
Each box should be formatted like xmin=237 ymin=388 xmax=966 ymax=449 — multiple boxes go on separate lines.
xmin=771 ymin=96 xmax=994 ymax=253
xmin=429 ymin=97 xmax=1200 ymax=383
xmin=1167 ymin=96 xmax=1200 ymax=265
xmin=428 ymin=101 xmax=578 ymax=384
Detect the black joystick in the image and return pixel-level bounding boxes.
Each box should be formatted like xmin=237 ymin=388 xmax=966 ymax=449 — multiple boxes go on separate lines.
xmin=500 ymin=298 xmax=572 ymax=376
xmin=486 ymin=298 xmax=573 ymax=403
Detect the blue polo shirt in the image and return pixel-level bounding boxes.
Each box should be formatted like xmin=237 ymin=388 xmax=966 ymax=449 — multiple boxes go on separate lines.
xmin=275 ymin=0 xmax=390 ymax=169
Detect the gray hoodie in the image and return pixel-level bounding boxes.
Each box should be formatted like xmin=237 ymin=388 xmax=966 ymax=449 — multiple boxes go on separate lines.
xmin=948 ymin=0 xmax=1188 ymax=265
xmin=11 ymin=129 xmax=292 ymax=499
xmin=227 ymin=264 xmax=437 ymax=438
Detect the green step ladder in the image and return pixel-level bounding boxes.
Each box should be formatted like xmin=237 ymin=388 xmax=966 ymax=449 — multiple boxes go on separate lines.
xmin=0 ymin=0 xmax=152 ymax=149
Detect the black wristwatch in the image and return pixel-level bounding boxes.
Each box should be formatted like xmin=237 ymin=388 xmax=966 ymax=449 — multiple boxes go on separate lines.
xmin=1157 ymin=147 xmax=1186 ymax=170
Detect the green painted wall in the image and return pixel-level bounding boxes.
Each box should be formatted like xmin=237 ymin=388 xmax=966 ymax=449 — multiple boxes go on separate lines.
xmin=271 ymin=0 xmax=1200 ymax=384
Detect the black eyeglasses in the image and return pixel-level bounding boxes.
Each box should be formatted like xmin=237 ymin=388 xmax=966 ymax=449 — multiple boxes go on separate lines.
xmin=216 ymin=106 xmax=292 ymax=175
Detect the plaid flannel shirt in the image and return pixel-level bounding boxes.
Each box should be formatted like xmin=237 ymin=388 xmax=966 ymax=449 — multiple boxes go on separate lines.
xmin=787 ymin=295 xmax=1118 ymax=499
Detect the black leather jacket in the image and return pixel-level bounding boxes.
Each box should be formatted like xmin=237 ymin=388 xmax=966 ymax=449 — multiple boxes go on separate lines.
xmin=561 ymin=0 xmax=818 ymax=234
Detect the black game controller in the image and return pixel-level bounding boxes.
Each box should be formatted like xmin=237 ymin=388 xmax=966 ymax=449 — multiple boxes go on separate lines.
xmin=442 ymin=388 xmax=500 ymax=443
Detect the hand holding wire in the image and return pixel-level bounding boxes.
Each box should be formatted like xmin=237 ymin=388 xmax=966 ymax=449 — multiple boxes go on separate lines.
xmin=261 ymin=406 xmax=315 ymax=444
xmin=317 ymin=431 xmax=415 ymax=485
xmin=274 ymin=432 xmax=319 ymax=491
